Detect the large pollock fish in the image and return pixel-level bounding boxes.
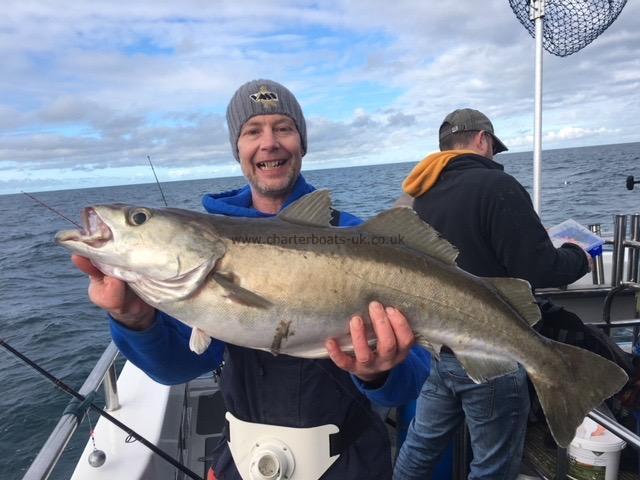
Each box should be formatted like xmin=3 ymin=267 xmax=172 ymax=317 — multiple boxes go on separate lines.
xmin=55 ymin=190 xmax=627 ymax=447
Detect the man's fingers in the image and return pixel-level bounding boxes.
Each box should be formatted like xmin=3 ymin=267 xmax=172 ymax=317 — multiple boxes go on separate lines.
xmin=71 ymin=254 xmax=103 ymax=278
xmin=329 ymin=304 xmax=414 ymax=379
xmin=325 ymin=338 xmax=354 ymax=371
xmin=350 ymin=315 xmax=375 ymax=366
xmin=369 ymin=301 xmax=396 ymax=358
xmin=386 ymin=306 xmax=415 ymax=351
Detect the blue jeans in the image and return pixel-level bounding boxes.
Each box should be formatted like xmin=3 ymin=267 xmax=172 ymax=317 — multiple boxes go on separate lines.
xmin=394 ymin=353 xmax=530 ymax=480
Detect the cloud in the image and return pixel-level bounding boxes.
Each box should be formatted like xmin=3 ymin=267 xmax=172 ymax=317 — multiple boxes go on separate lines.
xmin=547 ymin=127 xmax=612 ymax=142
xmin=0 ymin=0 xmax=638 ymax=194
xmin=387 ymin=112 xmax=416 ymax=128
xmin=507 ymin=126 xmax=621 ymax=150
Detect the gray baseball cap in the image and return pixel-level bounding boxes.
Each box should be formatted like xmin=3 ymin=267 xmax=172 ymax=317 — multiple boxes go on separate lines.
xmin=439 ymin=108 xmax=508 ymax=154
xmin=226 ymin=79 xmax=307 ymax=161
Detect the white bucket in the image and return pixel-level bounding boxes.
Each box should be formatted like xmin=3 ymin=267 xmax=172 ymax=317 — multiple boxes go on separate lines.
xmin=567 ymin=418 xmax=626 ymax=480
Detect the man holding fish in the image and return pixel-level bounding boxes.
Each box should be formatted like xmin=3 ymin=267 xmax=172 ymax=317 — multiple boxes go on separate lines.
xmin=70 ymin=79 xmax=431 ymax=480
xmin=61 ymin=82 xmax=626 ymax=480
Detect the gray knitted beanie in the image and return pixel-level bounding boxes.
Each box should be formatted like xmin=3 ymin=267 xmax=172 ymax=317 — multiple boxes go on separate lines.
xmin=226 ymin=79 xmax=307 ymax=161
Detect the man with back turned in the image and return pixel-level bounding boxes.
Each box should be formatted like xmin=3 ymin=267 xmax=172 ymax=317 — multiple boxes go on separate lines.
xmin=393 ymin=108 xmax=590 ymax=479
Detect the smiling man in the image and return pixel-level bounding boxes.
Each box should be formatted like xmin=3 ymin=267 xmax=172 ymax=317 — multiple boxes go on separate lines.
xmin=228 ymin=83 xmax=304 ymax=203
xmin=72 ymin=79 xmax=430 ymax=479
xmin=236 ymin=114 xmax=302 ymax=206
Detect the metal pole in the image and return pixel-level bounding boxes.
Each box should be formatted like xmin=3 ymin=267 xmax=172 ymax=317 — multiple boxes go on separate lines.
xmin=23 ymin=342 xmax=119 ymax=480
xmin=103 ymin=362 xmax=120 ymax=411
xmin=611 ymin=215 xmax=627 ymax=287
xmin=555 ymin=447 xmax=568 ymax=480
xmin=628 ymin=214 xmax=640 ymax=282
xmin=588 ymin=409 xmax=640 ymax=446
xmin=589 ymin=224 xmax=605 ymax=285
xmin=531 ymin=0 xmax=545 ymax=214
xmin=15 ymin=338 xmax=203 ymax=480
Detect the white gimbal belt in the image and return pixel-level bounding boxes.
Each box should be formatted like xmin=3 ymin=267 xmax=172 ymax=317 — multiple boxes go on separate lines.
xmin=226 ymin=412 xmax=341 ymax=480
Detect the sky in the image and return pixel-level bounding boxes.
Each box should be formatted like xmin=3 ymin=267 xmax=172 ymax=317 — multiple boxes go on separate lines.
xmin=1 ymin=0 xmax=638 ymax=195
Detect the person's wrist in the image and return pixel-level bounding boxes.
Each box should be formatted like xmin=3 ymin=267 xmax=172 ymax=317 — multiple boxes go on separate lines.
xmin=585 ymin=250 xmax=594 ymax=272
xmin=356 ymin=371 xmax=389 ymax=388
xmin=111 ymin=307 xmax=156 ymax=331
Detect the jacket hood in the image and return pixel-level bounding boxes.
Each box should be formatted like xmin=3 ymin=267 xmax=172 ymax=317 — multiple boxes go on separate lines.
xmin=402 ymin=150 xmax=503 ymax=198
xmin=402 ymin=150 xmax=491 ymax=197
xmin=201 ymin=175 xmax=316 ymax=217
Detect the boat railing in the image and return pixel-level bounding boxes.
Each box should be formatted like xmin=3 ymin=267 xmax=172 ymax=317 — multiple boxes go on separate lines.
xmin=521 ymin=213 xmax=640 ymax=480
xmin=602 ymin=214 xmax=640 ymax=338
xmin=588 ymin=213 xmax=640 ymax=287
xmin=23 ymin=341 xmax=120 ymax=480
xmin=611 ymin=214 xmax=640 ymax=286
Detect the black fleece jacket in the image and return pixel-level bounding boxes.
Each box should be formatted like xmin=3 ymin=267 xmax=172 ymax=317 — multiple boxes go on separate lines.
xmin=412 ymin=154 xmax=589 ymax=289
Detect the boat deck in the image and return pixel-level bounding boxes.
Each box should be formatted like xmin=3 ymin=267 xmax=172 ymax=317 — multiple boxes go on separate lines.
xmin=181 ymin=376 xmax=227 ymax=479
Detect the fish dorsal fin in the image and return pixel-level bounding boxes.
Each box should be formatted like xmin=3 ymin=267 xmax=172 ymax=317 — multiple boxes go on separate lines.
xmin=359 ymin=208 xmax=458 ymax=264
xmin=484 ymin=277 xmax=540 ymax=326
xmin=277 ymin=190 xmax=332 ymax=227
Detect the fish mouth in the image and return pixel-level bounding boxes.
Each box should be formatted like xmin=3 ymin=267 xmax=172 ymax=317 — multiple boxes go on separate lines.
xmin=55 ymin=207 xmax=113 ymax=248
xmin=256 ymin=158 xmax=288 ymax=170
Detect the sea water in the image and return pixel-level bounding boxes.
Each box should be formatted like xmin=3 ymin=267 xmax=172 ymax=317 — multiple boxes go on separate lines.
xmin=0 ymin=142 xmax=638 ymax=479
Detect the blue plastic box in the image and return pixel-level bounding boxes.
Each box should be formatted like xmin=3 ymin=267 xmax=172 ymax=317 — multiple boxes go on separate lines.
xmin=548 ymin=219 xmax=605 ymax=256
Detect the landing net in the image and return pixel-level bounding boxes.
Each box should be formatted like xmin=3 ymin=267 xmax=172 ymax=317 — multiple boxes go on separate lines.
xmin=509 ymin=0 xmax=628 ymax=56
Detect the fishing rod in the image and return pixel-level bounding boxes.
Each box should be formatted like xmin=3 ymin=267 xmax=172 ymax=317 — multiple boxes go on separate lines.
xmin=147 ymin=155 xmax=169 ymax=207
xmin=19 ymin=171 xmax=201 ymax=477
xmin=22 ymin=191 xmax=83 ymax=229
xmin=0 ymin=337 xmax=203 ymax=480
xmin=23 ymin=155 xmax=169 ymax=227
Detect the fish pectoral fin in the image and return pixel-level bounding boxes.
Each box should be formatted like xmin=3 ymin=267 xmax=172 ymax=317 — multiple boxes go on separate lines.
xmin=358 ymin=209 xmax=458 ymax=264
xmin=277 ymin=190 xmax=332 ymax=227
xmin=453 ymin=350 xmax=519 ymax=383
xmin=189 ymin=327 xmax=212 ymax=354
xmin=484 ymin=277 xmax=540 ymax=326
xmin=212 ymin=272 xmax=273 ymax=309
xmin=130 ymin=257 xmax=217 ymax=304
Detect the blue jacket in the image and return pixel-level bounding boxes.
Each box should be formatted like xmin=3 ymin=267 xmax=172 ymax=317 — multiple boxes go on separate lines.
xmin=110 ymin=175 xmax=430 ymax=479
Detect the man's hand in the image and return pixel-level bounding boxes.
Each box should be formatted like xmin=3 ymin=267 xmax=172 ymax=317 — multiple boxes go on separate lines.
xmin=71 ymin=255 xmax=155 ymax=330
xmin=585 ymin=250 xmax=594 ymax=272
xmin=325 ymin=301 xmax=415 ymax=384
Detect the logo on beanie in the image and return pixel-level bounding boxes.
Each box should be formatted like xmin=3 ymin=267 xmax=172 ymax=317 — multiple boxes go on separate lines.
xmin=250 ymin=86 xmax=279 ymax=108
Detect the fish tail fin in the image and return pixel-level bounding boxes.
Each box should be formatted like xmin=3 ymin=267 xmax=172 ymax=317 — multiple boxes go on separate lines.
xmin=530 ymin=340 xmax=628 ymax=447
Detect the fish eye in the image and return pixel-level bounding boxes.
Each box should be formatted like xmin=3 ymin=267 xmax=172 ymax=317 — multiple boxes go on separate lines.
xmin=129 ymin=208 xmax=150 ymax=226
